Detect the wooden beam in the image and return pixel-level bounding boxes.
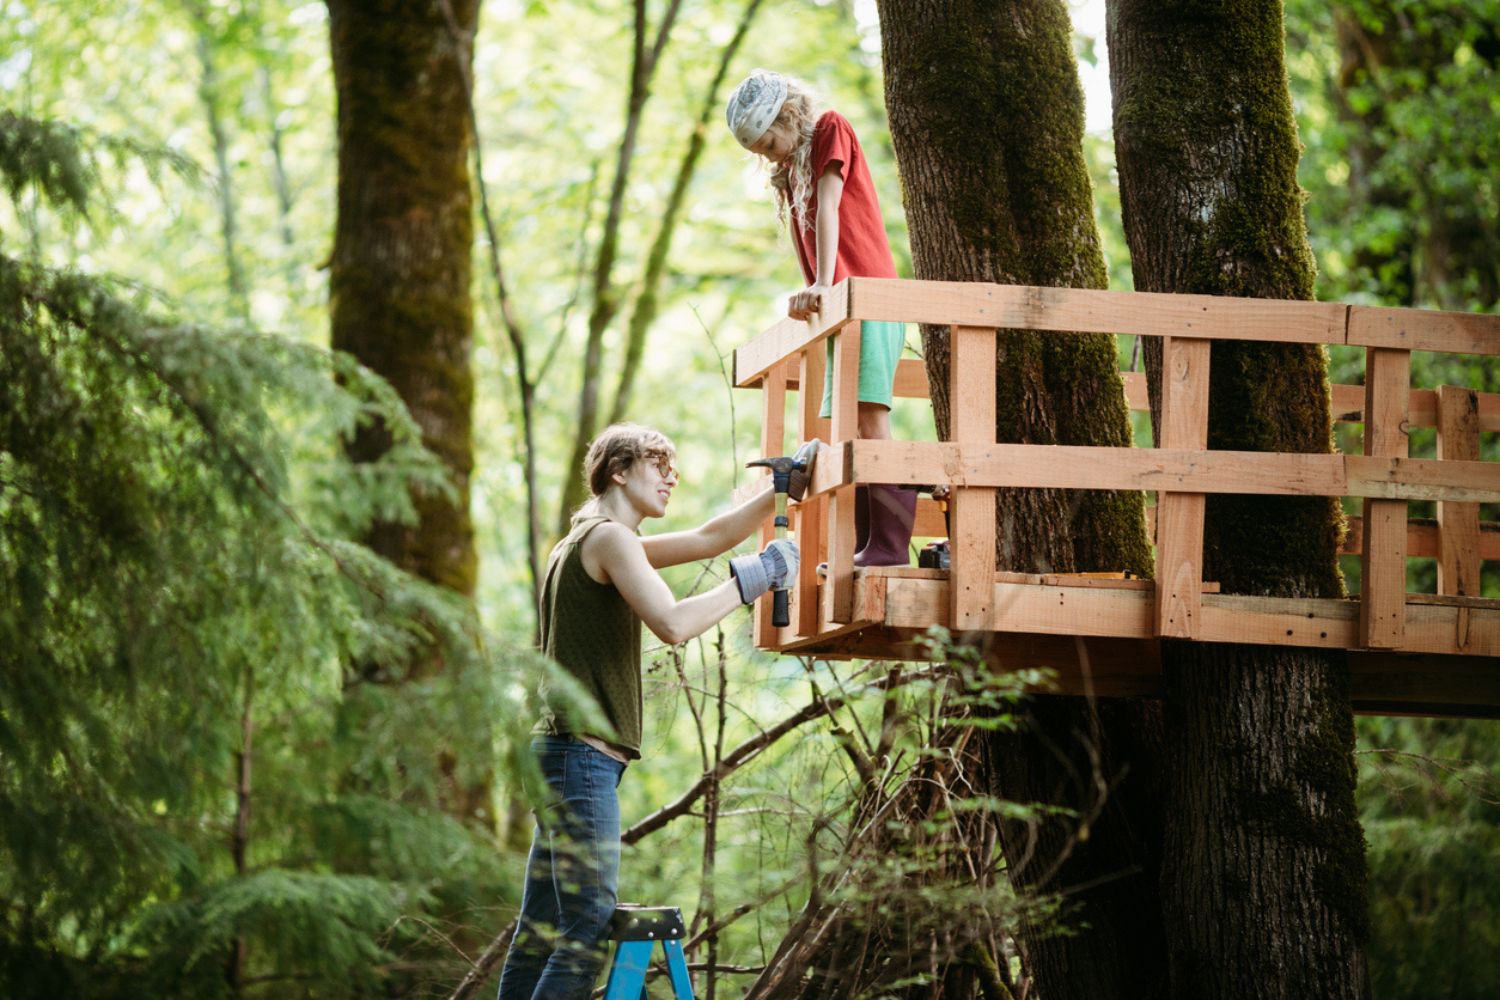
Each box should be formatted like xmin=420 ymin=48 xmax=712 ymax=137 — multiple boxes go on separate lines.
xmin=795 ymin=347 xmax=828 ymax=638
xmin=1348 ymin=650 xmax=1500 ymax=718
xmin=1342 ymin=517 xmax=1500 ymax=559
xmin=1344 ymin=455 xmax=1500 ymax=504
xmin=948 ymin=326 xmax=997 ymax=633
xmin=1330 ymin=383 xmax=1500 ymax=432
xmin=734 ymin=281 xmax=851 ymax=387
xmin=1154 ymin=337 xmax=1210 ymax=638
xmin=1437 ymin=384 xmax=1482 ymax=599
xmin=782 ymin=570 xmax=1500 ymax=714
xmin=1361 ymin=348 xmax=1412 ymax=648
xmin=754 ymin=361 xmax=789 ymax=646
xmin=825 ymin=326 xmax=863 ymax=624
xmin=1348 ymin=304 xmax=1500 ymax=356
xmin=845 ymin=277 xmax=1349 ymax=346
xmin=807 ymin=440 xmax=1500 ymax=505
xmin=786 ymin=357 xmax=930 ymax=400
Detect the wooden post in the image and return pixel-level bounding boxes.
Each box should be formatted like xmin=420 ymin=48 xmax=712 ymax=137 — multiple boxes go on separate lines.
xmin=1154 ymin=336 xmax=1210 ymax=639
xmin=796 ymin=347 xmax=827 ymax=637
xmin=825 ymin=324 xmax=862 ymax=625
xmin=948 ymin=326 xmax=997 ymax=632
xmin=1360 ymin=347 xmax=1411 ymax=648
xmin=1437 ymin=384 xmax=1481 ymax=598
xmin=755 ymin=361 xmax=788 ymax=647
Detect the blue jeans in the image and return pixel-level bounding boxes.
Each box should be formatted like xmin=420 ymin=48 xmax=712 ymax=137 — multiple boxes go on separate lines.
xmin=498 ymin=736 xmax=627 ymax=1000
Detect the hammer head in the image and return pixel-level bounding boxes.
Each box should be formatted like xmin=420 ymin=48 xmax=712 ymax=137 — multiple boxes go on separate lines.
xmin=746 ymin=455 xmax=802 ymax=476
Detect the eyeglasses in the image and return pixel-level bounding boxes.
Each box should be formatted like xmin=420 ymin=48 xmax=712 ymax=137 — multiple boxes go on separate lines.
xmin=644 ymin=454 xmax=679 ymax=482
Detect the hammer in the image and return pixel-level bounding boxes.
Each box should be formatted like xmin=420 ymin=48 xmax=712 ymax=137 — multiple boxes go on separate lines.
xmin=747 ymin=451 xmax=808 ymax=628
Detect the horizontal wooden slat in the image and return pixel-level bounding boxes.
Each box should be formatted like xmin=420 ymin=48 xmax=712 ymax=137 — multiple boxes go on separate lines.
xmin=847 ymin=277 xmax=1349 ymax=345
xmin=818 ymin=440 xmax=1500 ymax=504
xmin=785 ymin=357 xmax=930 ymax=399
xmin=1348 ymin=304 xmax=1500 ymax=356
xmin=1346 ymin=455 xmax=1500 ymax=503
xmin=783 ymin=570 xmax=1500 ymax=714
xmin=734 ymin=283 xmax=852 ymax=387
xmin=1333 ymin=383 xmax=1500 ymax=431
xmin=1122 ymin=373 xmax=1500 ymax=432
xmin=868 ymin=570 xmax=1498 ymax=656
xmin=1199 ymin=594 xmax=1356 ymax=649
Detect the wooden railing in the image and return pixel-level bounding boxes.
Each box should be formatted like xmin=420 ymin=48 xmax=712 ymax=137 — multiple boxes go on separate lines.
xmin=735 ymin=278 xmax=1500 ymax=663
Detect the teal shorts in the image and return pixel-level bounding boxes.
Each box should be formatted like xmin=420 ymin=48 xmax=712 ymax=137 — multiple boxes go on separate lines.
xmin=819 ymin=320 xmax=906 ymax=418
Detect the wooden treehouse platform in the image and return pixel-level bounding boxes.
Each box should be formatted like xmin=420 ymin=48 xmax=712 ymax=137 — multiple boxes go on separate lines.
xmin=734 ymin=277 xmax=1500 ymax=718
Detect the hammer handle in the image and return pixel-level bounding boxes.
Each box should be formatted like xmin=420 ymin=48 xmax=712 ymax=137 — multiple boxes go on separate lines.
xmin=772 ymin=588 xmax=790 ymax=628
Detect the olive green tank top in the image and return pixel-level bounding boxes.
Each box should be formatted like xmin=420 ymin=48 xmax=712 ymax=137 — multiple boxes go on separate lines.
xmin=533 ymin=515 xmax=643 ymax=758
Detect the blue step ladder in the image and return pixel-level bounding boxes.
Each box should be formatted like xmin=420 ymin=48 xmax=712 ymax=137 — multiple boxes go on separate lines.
xmin=603 ymin=904 xmax=695 ymax=999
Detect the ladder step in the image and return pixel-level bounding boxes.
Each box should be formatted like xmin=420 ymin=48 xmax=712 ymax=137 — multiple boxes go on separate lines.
xmin=608 ymin=903 xmax=687 ymax=941
xmin=603 ymin=905 xmax=695 ymax=999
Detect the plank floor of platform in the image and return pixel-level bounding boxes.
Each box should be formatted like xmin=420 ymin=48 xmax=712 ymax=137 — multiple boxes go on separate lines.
xmin=762 ymin=567 xmax=1500 ymax=718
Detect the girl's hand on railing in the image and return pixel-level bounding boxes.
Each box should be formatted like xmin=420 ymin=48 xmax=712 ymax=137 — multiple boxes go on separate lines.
xmin=788 ymin=283 xmax=831 ymax=321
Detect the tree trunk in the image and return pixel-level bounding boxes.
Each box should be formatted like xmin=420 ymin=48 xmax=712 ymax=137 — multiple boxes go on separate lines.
xmin=326 ymin=0 xmax=487 ymax=824
xmin=326 ymin=0 xmax=478 ymax=609
xmin=867 ymin=4 xmax=1170 ymax=998
xmin=1108 ymin=2 xmax=1370 ymax=997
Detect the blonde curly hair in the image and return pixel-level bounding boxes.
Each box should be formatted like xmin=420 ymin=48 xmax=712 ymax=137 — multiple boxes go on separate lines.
xmin=764 ymin=78 xmax=822 ymax=234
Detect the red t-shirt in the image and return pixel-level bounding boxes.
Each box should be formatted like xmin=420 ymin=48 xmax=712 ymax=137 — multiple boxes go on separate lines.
xmin=789 ymin=110 xmax=898 ymax=285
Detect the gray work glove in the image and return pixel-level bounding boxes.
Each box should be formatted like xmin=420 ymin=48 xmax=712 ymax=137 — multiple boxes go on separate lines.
xmin=788 ymin=438 xmax=822 ymax=502
xmin=729 ymin=538 xmax=800 ymax=604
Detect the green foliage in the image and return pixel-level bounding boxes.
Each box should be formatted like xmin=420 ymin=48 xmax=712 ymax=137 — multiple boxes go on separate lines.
xmin=0 ymin=108 xmax=519 ymax=995
xmin=1357 ymin=719 xmax=1500 ymax=1000
xmin=1287 ymin=0 xmax=1500 ymax=309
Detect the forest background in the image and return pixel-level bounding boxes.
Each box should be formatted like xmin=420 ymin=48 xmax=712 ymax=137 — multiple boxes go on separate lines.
xmin=2 ymin=0 xmax=1498 ymax=997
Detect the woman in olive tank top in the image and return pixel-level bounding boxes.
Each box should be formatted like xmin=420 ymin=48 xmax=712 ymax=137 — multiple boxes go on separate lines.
xmin=498 ymin=424 xmax=811 ymax=999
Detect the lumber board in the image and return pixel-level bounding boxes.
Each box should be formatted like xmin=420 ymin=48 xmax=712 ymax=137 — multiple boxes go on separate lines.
xmin=1348 ymin=650 xmax=1500 ymax=717
xmin=734 ymin=280 xmax=852 ymax=386
xmin=823 ymin=328 xmax=863 ymax=625
xmin=1122 ymin=370 xmax=1149 ymax=412
xmin=1348 ymin=304 xmax=1500 ymax=356
xmin=829 ymin=323 xmax=862 ymax=444
xmin=796 ymin=348 xmax=829 ymax=637
xmin=1340 ymin=517 xmax=1500 ymax=559
xmin=884 ymin=578 xmax=1157 ymax=639
xmin=801 ymin=440 xmax=1500 ymax=505
xmin=1330 ymin=383 xmax=1500 ymax=432
xmin=1345 ymin=455 xmax=1500 ymax=503
xmin=773 ymin=572 xmax=1500 ymax=714
xmin=845 ymin=278 xmax=1349 ymax=345
xmin=913 ymin=497 xmax=947 ymax=539
xmin=1118 ymin=375 xmax=1500 ymax=434
xmin=948 ymin=326 xmax=997 ymax=632
xmin=1437 ymin=385 xmax=1482 ymax=598
xmin=787 ymin=357 xmax=930 ymax=400
xmin=1361 ymin=348 xmax=1412 ymax=648
xmin=798 ymin=343 xmax=832 ymax=444
xmin=755 ymin=362 xmax=789 ymax=646
xmin=1154 ymin=337 xmax=1210 ymax=638
xmin=1404 ymin=600 xmax=1500 ymax=657
xmin=824 ymin=487 xmax=858 ymax=625
xmin=1198 ymin=594 xmax=1358 ymax=650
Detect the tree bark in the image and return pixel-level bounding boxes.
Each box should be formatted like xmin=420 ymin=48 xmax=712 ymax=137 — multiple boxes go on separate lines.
xmin=1108 ymin=2 xmax=1370 ymax=997
xmin=327 ymin=0 xmax=487 ymax=826
xmin=326 ymin=0 xmax=479 ymax=609
xmin=868 ymin=4 xmax=1170 ymax=998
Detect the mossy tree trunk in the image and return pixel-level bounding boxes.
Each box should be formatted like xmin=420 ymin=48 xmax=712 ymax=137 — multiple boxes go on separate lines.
xmin=327 ymin=0 xmax=478 ymax=611
xmin=870 ymin=3 xmax=1169 ymax=997
xmin=326 ymin=0 xmax=487 ymax=822
xmin=1108 ymin=2 xmax=1370 ymax=996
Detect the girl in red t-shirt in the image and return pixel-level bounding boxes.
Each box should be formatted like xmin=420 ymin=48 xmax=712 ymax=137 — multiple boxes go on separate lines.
xmin=726 ymin=69 xmax=915 ymax=567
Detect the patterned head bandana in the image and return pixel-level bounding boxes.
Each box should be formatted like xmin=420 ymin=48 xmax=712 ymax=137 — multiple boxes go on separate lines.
xmin=725 ymin=69 xmax=788 ymax=149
